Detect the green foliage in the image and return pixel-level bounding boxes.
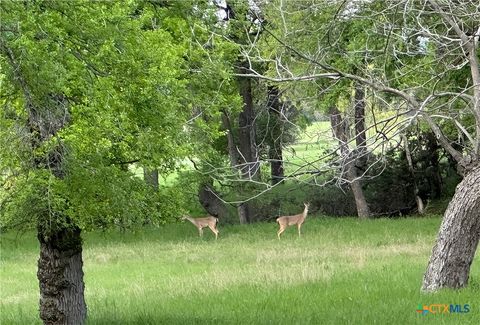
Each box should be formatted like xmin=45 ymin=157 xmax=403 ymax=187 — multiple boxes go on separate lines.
xmin=255 ymin=0 xmax=477 ymax=165
xmin=0 ymin=0 xmax=236 ymax=233
xmin=254 ymin=86 xmax=305 ymax=158
xmin=64 ymin=163 xmax=180 ymax=231
xmin=244 ymin=127 xmax=463 ymax=220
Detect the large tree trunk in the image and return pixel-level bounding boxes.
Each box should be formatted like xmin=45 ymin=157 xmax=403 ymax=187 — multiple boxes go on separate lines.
xmin=222 ymin=110 xmax=251 ymax=223
xmin=221 ymin=111 xmax=239 ymax=168
xmin=330 ymin=107 xmax=370 ymax=218
xmin=267 ymin=86 xmax=284 ymax=185
xmin=198 ymin=182 xmax=231 ymax=219
xmin=38 ymin=226 xmax=87 ymax=325
xmin=237 ymin=63 xmax=259 ymax=181
xmin=422 ymin=165 xmax=480 ymax=291
xmin=3 ymin=27 xmax=88 ymax=325
xmin=269 ymin=147 xmax=284 ymax=185
xmin=234 ymin=63 xmax=259 ymax=223
xmin=29 ymin=104 xmax=87 ymax=323
xmin=28 ymin=98 xmax=87 ymax=323
xmin=237 ymin=203 xmax=250 ymax=224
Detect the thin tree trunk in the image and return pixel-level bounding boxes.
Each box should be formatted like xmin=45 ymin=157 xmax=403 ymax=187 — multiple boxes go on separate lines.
xmin=330 ymin=106 xmax=370 ymax=218
xmin=354 ymin=84 xmax=367 ymax=169
xmin=38 ymin=227 xmax=86 ymax=325
xmin=354 ymin=84 xmax=367 ymax=149
xmin=424 ymin=132 xmax=443 ymax=198
xmin=422 ymin=165 xmax=480 ymax=291
xmin=347 ymin=167 xmax=370 ymax=219
xmin=267 ymin=86 xmax=284 ymax=185
xmin=401 ymin=134 xmax=424 ymax=214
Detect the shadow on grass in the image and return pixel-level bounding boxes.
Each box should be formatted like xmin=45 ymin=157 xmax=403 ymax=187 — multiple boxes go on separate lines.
xmin=90 ymin=314 xmax=228 ymax=325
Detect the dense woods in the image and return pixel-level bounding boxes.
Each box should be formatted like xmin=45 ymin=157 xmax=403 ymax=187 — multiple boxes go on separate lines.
xmin=1 ymin=0 xmax=479 ymax=323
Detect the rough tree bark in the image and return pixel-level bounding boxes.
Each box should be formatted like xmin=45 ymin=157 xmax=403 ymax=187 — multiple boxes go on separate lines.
xmin=422 ymin=164 xmax=480 ymax=291
xmin=420 ymin=0 xmax=480 ymax=293
xmin=29 ymin=107 xmax=87 ymax=324
xmin=267 ymin=86 xmax=285 ymax=185
xmin=330 ymin=106 xmax=370 ymax=218
xmin=37 ymin=227 xmax=87 ymax=325
xmin=32 ymin=106 xmax=87 ymax=325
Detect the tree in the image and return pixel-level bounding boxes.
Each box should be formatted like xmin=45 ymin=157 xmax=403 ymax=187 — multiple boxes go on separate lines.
xmin=329 ymin=106 xmax=371 ymax=218
xmin=266 ymin=85 xmax=285 ymax=185
xmin=0 ymin=1 xmax=220 ymax=322
xmin=230 ymin=0 xmax=480 ymax=291
xmin=200 ymin=0 xmax=266 ymax=223
xmin=400 ymin=134 xmax=425 ymax=214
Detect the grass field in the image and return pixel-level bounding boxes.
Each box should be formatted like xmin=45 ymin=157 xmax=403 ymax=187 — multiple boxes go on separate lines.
xmin=1 ymin=216 xmax=479 ymax=324
xmin=283 ymin=121 xmax=333 ymax=176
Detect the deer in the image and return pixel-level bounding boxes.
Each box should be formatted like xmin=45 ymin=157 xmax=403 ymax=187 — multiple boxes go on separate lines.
xmin=181 ymin=215 xmax=219 ymax=240
xmin=276 ymin=203 xmax=310 ymax=239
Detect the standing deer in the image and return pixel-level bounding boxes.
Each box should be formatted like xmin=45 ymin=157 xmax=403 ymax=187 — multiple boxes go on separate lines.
xmin=182 ymin=215 xmax=219 ymax=240
xmin=276 ymin=203 xmax=310 ymax=239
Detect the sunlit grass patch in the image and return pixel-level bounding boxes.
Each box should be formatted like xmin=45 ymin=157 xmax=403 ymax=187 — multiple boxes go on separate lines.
xmin=1 ymin=217 xmax=479 ymax=324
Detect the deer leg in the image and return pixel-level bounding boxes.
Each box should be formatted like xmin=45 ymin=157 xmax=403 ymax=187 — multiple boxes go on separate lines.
xmin=198 ymin=228 xmax=203 ymax=237
xmin=297 ymin=224 xmax=302 ymax=237
xmin=208 ymin=225 xmax=219 ymax=240
xmin=277 ymin=225 xmax=285 ymax=240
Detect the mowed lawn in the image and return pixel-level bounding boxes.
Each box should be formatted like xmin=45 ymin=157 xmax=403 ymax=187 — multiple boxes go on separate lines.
xmin=1 ymin=217 xmax=479 ymax=324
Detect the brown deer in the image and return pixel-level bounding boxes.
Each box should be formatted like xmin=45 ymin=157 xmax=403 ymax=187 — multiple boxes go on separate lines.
xmin=182 ymin=215 xmax=219 ymax=240
xmin=276 ymin=203 xmax=310 ymax=239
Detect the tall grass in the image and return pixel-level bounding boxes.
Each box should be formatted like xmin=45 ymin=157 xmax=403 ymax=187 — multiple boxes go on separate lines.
xmin=1 ymin=217 xmax=479 ymax=324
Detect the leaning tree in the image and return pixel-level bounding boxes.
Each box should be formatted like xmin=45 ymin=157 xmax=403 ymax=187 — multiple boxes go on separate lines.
xmin=230 ymin=0 xmax=479 ymax=291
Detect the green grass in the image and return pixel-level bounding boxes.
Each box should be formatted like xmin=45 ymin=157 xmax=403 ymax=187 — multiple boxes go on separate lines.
xmin=284 ymin=121 xmax=333 ymax=175
xmin=1 ymin=217 xmax=479 ymax=324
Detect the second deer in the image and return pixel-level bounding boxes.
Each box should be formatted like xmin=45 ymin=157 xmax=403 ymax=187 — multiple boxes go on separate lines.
xmin=182 ymin=215 xmax=219 ymax=240
xmin=276 ymin=203 xmax=310 ymax=239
